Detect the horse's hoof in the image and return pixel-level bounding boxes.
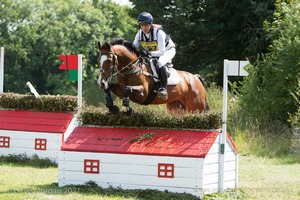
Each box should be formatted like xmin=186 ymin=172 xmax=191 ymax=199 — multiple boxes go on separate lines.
xmin=109 ymin=105 xmax=120 ymax=114
xmin=124 ymin=107 xmax=133 ymax=116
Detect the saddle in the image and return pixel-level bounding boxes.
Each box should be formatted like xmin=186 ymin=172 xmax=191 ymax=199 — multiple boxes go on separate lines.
xmin=148 ymin=57 xmax=179 ymax=85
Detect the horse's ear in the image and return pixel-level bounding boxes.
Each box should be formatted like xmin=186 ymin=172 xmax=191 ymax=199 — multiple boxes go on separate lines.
xmin=97 ymin=41 xmax=102 ymax=51
xmin=103 ymin=41 xmax=111 ymax=50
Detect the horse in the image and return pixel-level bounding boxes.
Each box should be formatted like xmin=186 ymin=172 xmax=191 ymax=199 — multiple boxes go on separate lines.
xmin=97 ymin=38 xmax=209 ymax=116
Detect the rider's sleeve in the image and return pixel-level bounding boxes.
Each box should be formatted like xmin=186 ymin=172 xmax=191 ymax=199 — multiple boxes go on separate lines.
xmin=149 ymin=29 xmax=165 ymax=57
xmin=133 ymin=31 xmax=140 ymax=48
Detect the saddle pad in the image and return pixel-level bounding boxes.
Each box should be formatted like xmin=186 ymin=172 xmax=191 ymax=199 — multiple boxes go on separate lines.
xmin=167 ymin=68 xmax=179 ymax=85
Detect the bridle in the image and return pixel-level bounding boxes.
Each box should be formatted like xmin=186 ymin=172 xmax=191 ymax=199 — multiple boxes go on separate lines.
xmin=99 ymin=51 xmax=143 ymax=83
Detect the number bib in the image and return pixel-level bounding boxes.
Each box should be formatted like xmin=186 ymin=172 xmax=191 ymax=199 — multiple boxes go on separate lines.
xmin=139 ymin=40 xmax=158 ymax=51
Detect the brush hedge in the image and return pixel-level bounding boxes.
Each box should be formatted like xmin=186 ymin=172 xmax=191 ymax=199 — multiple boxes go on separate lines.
xmin=0 ymin=93 xmax=221 ymax=129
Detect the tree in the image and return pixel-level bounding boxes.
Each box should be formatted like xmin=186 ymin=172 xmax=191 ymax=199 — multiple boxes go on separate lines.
xmin=0 ymin=0 xmax=135 ymax=105
xmin=129 ymin=0 xmax=275 ymax=85
xmin=240 ymin=0 xmax=300 ymax=123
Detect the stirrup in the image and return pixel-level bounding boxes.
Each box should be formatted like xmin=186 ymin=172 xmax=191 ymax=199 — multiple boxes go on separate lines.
xmin=157 ymin=87 xmax=168 ymax=100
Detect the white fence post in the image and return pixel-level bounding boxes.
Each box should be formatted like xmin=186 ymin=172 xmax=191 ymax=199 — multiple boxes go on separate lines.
xmin=0 ymin=47 xmax=4 ymax=93
xmin=219 ymin=59 xmax=249 ymax=192
xmin=77 ymin=54 xmax=83 ymax=114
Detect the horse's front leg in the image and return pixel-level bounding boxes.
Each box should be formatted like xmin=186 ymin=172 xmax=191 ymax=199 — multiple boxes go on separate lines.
xmin=104 ymin=88 xmax=120 ymax=114
xmin=122 ymin=85 xmax=144 ymax=116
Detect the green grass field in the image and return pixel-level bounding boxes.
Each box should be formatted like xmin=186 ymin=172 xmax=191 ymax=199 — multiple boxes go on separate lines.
xmin=1 ymin=155 xmax=299 ymax=200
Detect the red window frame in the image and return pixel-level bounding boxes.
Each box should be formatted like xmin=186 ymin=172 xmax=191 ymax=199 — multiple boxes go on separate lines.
xmin=35 ymin=138 xmax=47 ymax=150
xmin=84 ymin=159 xmax=100 ymax=174
xmin=158 ymin=163 xmax=174 ymax=178
xmin=0 ymin=136 xmax=10 ymax=148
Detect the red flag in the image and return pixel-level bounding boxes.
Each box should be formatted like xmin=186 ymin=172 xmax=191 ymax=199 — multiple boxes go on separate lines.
xmin=59 ymin=55 xmax=78 ymax=70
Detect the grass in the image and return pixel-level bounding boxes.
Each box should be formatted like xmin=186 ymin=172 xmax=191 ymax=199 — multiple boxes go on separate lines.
xmin=1 ymin=85 xmax=299 ymax=199
xmin=1 ymin=155 xmax=300 ymax=200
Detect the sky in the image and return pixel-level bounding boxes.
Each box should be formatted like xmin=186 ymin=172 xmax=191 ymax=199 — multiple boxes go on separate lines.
xmin=113 ymin=0 xmax=132 ymax=6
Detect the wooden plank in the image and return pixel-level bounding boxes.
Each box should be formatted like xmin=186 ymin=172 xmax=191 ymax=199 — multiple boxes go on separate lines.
xmin=58 ymin=179 xmax=204 ymax=198
xmin=0 ymin=131 xmax=63 ymax=140
xmin=58 ymin=170 xmax=202 ymax=189
xmin=203 ymin=183 xmax=219 ymax=194
xmin=8 ymin=140 xmax=61 ymax=150
xmin=203 ymin=152 xmax=219 ymax=164
xmin=223 ymin=180 xmax=237 ymax=189
xmin=203 ymin=163 xmax=219 ymax=175
xmin=59 ymin=151 xmax=204 ymax=168
xmin=224 ymin=170 xmax=238 ymax=181
xmin=58 ymin=160 xmax=204 ymax=179
xmin=225 ymin=160 xmax=238 ymax=171
xmin=203 ymin=173 xmax=219 ymax=185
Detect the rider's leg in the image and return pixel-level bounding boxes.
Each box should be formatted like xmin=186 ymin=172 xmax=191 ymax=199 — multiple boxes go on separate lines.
xmin=157 ymin=48 xmax=176 ymax=100
xmin=158 ymin=65 xmax=168 ymax=100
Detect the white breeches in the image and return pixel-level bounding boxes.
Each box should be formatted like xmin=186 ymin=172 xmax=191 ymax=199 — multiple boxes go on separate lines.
xmin=157 ymin=48 xmax=176 ymax=68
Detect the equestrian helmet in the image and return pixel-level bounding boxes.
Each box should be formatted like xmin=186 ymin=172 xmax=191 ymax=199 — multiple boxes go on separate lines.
xmin=138 ymin=12 xmax=153 ymax=25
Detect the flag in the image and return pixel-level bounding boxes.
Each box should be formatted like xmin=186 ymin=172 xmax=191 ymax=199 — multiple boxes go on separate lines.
xmin=59 ymin=55 xmax=78 ymax=81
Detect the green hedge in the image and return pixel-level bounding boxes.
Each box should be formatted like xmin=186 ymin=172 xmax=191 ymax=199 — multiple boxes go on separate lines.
xmin=79 ymin=106 xmax=222 ymax=130
xmin=0 ymin=93 xmax=221 ymax=129
xmin=0 ymin=93 xmax=77 ymax=112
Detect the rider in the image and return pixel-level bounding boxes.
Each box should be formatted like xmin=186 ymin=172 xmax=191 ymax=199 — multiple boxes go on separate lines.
xmin=133 ymin=12 xmax=176 ymax=100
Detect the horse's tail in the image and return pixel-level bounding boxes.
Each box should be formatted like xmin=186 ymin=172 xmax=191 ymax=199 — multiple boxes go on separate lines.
xmin=196 ymin=74 xmax=210 ymax=112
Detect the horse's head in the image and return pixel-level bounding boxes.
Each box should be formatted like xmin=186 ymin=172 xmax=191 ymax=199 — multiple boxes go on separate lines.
xmin=97 ymin=39 xmax=141 ymax=89
xmin=97 ymin=41 xmax=118 ymax=89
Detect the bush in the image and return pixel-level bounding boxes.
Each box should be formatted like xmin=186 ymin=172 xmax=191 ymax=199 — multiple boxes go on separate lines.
xmin=0 ymin=92 xmax=77 ymax=112
xmin=79 ymin=105 xmax=222 ymax=130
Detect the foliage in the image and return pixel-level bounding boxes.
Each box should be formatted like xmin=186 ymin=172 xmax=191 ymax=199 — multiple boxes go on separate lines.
xmin=129 ymin=0 xmax=275 ymax=85
xmin=288 ymin=79 xmax=300 ymax=127
xmin=79 ymin=105 xmax=222 ymax=130
xmin=240 ymin=0 xmax=300 ymax=123
xmin=0 ymin=92 xmax=77 ymax=112
xmin=0 ymin=154 xmax=57 ymax=168
xmin=71 ymin=181 xmax=199 ymax=200
xmin=0 ymin=0 xmax=135 ymax=106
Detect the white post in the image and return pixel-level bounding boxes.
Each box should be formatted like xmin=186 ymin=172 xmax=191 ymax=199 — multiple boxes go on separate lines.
xmin=77 ymin=54 xmax=83 ymax=114
xmin=219 ymin=59 xmax=229 ymax=192
xmin=0 ymin=47 xmax=4 ymax=93
xmin=219 ymin=59 xmax=249 ymax=192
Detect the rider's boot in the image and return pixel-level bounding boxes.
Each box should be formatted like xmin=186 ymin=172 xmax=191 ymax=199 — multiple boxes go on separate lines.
xmin=158 ymin=65 xmax=168 ymax=100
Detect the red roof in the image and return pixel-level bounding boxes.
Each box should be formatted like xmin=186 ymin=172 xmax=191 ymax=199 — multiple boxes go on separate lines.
xmin=0 ymin=110 xmax=74 ymax=133
xmin=61 ymin=127 xmax=238 ymax=158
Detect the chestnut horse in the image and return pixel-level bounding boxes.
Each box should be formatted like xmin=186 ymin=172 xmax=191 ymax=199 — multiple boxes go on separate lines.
xmin=97 ymin=38 xmax=209 ymax=115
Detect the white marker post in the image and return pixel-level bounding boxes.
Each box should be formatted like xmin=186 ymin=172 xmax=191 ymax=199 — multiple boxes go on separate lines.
xmin=77 ymin=54 xmax=83 ymax=114
xmin=219 ymin=59 xmax=249 ymax=192
xmin=0 ymin=47 xmax=4 ymax=93
xmin=26 ymin=82 xmax=40 ymax=98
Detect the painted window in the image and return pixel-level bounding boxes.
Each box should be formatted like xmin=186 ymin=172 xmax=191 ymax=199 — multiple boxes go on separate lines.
xmin=158 ymin=163 xmax=174 ymax=178
xmin=84 ymin=159 xmax=100 ymax=174
xmin=0 ymin=136 xmax=10 ymax=148
xmin=35 ymin=138 xmax=47 ymax=150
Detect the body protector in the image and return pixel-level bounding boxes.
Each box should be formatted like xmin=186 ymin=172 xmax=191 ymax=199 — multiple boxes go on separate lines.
xmin=133 ymin=25 xmax=176 ymax=60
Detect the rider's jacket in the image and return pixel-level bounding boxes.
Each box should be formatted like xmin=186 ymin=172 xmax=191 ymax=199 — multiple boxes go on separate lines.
xmin=133 ymin=25 xmax=175 ymax=57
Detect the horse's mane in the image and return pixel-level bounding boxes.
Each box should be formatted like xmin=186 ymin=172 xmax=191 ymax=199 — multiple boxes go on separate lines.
xmin=110 ymin=38 xmax=140 ymax=56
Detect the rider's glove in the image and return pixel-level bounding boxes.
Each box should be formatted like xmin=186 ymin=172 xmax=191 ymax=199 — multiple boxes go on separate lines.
xmin=141 ymin=50 xmax=149 ymax=57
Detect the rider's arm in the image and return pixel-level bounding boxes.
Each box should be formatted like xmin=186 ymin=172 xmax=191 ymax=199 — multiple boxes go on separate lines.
xmin=149 ymin=29 xmax=165 ymax=57
xmin=133 ymin=31 xmax=141 ymax=48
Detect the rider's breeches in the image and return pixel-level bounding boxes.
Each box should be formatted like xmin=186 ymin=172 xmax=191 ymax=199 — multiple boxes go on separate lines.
xmin=157 ymin=48 xmax=176 ymax=68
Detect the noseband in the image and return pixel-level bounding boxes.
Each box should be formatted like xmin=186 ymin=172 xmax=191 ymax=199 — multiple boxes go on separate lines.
xmin=99 ymin=51 xmax=142 ymax=81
